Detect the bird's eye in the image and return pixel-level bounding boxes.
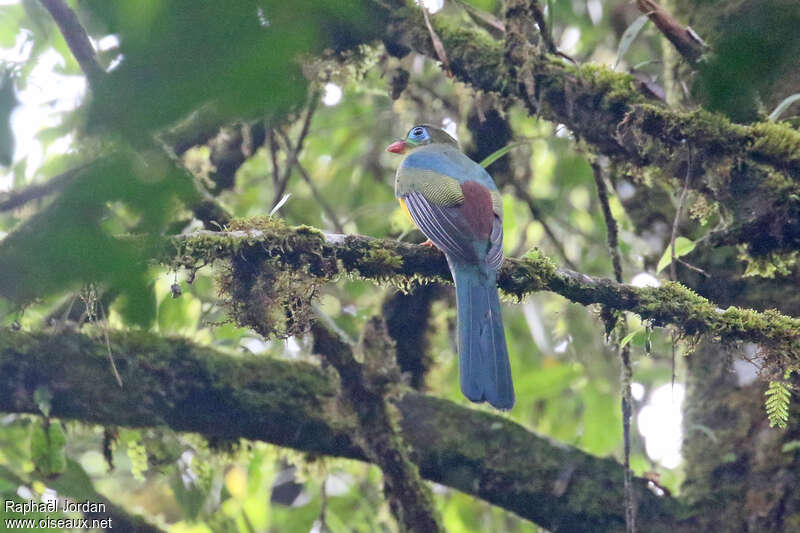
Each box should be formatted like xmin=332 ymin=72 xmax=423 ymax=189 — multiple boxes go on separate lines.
xmin=412 ymin=127 xmax=424 ymax=137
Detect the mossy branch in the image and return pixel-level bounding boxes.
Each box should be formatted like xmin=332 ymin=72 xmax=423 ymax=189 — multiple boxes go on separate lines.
xmin=312 ymin=317 xmax=443 ymax=533
xmin=384 ymin=4 xmax=800 ymax=174
xmin=167 ymin=220 xmax=800 ymax=368
xmin=380 ymin=1 xmax=800 ymax=255
xmin=0 ymin=328 xmax=694 ymax=533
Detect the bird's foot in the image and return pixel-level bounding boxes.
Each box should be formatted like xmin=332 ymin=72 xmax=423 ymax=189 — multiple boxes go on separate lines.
xmin=420 ymin=239 xmax=436 ymax=248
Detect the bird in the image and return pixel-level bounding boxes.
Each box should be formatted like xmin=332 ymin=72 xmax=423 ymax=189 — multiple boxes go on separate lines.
xmin=386 ymin=124 xmax=514 ymax=409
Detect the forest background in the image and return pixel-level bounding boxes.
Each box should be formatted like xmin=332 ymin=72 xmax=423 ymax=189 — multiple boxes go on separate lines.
xmin=0 ymin=0 xmax=799 ymax=531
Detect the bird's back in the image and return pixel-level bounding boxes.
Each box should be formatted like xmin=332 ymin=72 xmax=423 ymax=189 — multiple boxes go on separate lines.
xmin=397 ymin=144 xmax=497 ymax=191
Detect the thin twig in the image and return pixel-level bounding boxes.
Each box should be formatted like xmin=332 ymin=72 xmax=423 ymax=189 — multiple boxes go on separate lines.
xmin=671 ymin=331 xmax=676 ymax=390
xmin=591 ymin=161 xmax=636 ymax=533
xmin=529 ymin=0 xmax=556 ymax=54
xmin=635 ymin=0 xmax=706 ymax=65
xmin=59 ymin=294 xmax=77 ymax=328
xmin=455 ymin=0 xmax=505 ymax=34
xmin=297 ymin=163 xmax=344 ymax=232
xmin=39 ymin=0 xmax=104 ymax=84
xmin=668 ymin=145 xmax=693 ymax=401
xmin=271 ymin=91 xmax=320 ymax=210
xmin=677 ymin=257 xmax=709 ymax=277
xmin=591 ymin=163 xmax=622 ymax=282
xmin=98 ymin=303 xmax=123 ymax=388
xmin=275 ymin=129 xmax=345 ymax=233
xmin=620 ymin=342 xmax=635 ymax=533
xmin=669 ymin=146 xmax=693 ymax=282
xmin=318 ymin=476 xmax=328 ymax=531
xmin=420 ymin=4 xmax=451 ymax=75
xmin=268 ymin=128 xmax=281 ymax=188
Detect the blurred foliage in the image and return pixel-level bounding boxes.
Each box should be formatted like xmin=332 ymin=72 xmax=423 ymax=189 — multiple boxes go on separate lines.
xmin=0 ymin=0 xmax=770 ymax=530
xmin=0 ymin=68 xmax=16 ymax=166
xmin=694 ymin=2 xmax=800 ymax=122
xmin=0 ymin=149 xmax=198 ymax=325
xmin=83 ymin=0 xmax=386 ymax=136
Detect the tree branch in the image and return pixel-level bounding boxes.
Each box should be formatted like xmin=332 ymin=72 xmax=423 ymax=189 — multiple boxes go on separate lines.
xmin=635 ymin=0 xmax=706 ymax=65
xmin=271 ymin=91 xmax=319 ymax=210
xmin=381 ymin=2 xmax=800 ymax=255
xmin=39 ymin=0 xmax=104 ymax=85
xmin=0 ymin=328 xmax=694 ymax=533
xmin=0 ymin=165 xmax=84 ymax=212
xmin=384 ymin=2 xmax=800 ymax=173
xmin=275 ymin=128 xmax=345 ymax=233
xmin=591 ymin=161 xmax=636 ymax=533
xmin=167 ymin=222 xmax=800 ymax=368
xmin=312 ymin=316 xmax=443 ymax=532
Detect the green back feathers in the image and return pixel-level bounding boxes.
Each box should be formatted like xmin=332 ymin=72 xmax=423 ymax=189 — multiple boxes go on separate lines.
xmin=395 ymin=168 xmax=463 ymax=205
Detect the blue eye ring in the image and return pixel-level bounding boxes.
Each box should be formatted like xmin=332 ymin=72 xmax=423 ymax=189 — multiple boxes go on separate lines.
xmin=409 ymin=126 xmax=429 ymax=141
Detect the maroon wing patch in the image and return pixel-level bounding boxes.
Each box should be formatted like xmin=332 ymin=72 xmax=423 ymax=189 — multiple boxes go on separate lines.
xmin=402 ymin=181 xmax=503 ymax=269
xmin=460 ymin=181 xmax=494 ymax=240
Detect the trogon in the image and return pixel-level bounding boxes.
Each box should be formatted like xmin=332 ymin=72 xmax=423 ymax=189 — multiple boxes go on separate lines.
xmin=386 ymin=124 xmax=514 ymax=409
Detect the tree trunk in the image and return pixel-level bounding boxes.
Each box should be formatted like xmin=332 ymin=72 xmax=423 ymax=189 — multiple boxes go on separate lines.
xmin=682 ymin=341 xmax=800 ymax=531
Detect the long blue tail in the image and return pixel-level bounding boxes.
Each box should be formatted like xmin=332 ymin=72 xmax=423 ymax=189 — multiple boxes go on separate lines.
xmin=452 ymin=262 xmax=514 ymax=409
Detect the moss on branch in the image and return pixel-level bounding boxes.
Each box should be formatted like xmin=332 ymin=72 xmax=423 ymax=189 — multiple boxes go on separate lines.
xmin=381 ymin=1 xmax=800 ymax=255
xmin=167 ymin=220 xmax=800 ymax=369
xmin=385 ymin=3 xmax=800 ymax=175
xmin=0 ymin=328 xmax=694 ymax=532
xmin=312 ymin=318 xmax=443 ymax=532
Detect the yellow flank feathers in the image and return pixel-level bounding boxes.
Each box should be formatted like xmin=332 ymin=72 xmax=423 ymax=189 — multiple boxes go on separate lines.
xmin=398 ymin=197 xmax=415 ymax=226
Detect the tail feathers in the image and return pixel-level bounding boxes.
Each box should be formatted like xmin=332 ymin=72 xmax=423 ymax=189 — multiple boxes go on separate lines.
xmin=453 ymin=264 xmax=514 ymax=410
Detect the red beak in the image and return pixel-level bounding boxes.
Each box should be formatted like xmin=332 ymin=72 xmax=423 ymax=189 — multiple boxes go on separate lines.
xmin=385 ymin=140 xmax=407 ymax=154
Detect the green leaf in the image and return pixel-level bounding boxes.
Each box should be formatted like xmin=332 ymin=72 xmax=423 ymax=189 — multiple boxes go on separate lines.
xmin=620 ymin=327 xmax=645 ymax=349
xmin=0 ymin=5 xmax=26 ymax=48
xmin=615 ymin=15 xmax=649 ymax=69
xmin=33 ymin=386 xmax=52 ymax=417
xmin=325 ymin=510 xmax=350 ymax=533
xmin=656 ymin=237 xmax=696 ymax=273
xmin=782 ymin=440 xmax=800 ymax=453
xmin=30 ymin=421 xmax=67 ymax=477
xmin=768 ymin=93 xmax=800 ymax=121
xmin=478 ymin=141 xmax=527 ymax=168
xmin=765 ymin=380 xmax=792 ymax=429
xmin=126 ymin=435 xmax=148 ymax=481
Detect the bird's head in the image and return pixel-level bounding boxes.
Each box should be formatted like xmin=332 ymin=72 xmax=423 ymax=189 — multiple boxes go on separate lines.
xmin=385 ymin=124 xmax=458 ymax=155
